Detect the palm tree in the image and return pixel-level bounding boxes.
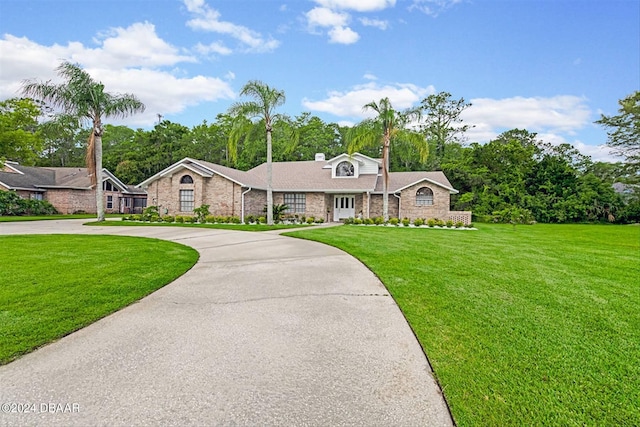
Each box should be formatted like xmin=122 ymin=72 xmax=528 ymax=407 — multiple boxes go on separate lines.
xmin=347 ymin=97 xmax=427 ymax=221
xmin=22 ymin=61 xmax=145 ymax=221
xmin=228 ymin=80 xmax=286 ymax=225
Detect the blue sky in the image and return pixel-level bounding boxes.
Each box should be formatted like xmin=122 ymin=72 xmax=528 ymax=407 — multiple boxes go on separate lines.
xmin=0 ymin=0 xmax=638 ymax=161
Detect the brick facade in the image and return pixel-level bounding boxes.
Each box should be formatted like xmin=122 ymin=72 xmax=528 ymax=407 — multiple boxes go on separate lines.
xmin=141 ymin=163 xmax=470 ymax=224
xmin=369 ymin=194 xmax=400 ymax=219
xmin=45 ymin=188 xmax=97 ymax=214
xmin=399 ymin=183 xmax=450 ymax=221
xmin=146 ymin=172 xmax=244 ymax=217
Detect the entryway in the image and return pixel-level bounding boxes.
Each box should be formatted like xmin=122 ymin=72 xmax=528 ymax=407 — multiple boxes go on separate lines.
xmin=334 ymin=195 xmax=355 ymax=221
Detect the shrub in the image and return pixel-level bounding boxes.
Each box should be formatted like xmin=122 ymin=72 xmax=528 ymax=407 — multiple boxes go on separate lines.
xmin=446 ymin=220 xmax=454 ymax=228
xmin=364 ymin=218 xmax=374 ymax=225
xmin=374 ymin=216 xmax=385 ymax=225
xmin=466 ymin=223 xmax=474 ymax=228
xmin=354 ymin=218 xmax=363 ymax=225
xmin=193 ymin=204 xmax=210 ymax=223
xmin=492 ymin=207 xmax=535 ymax=226
xmin=264 ymin=203 xmax=289 ymax=222
xmin=402 ymin=218 xmax=410 ymax=227
xmin=314 ymin=217 xmax=324 ymax=223
xmin=205 ymin=215 xmax=216 ymax=223
xmin=230 ymin=216 xmax=241 ymax=224
xmin=0 ymin=191 xmax=58 ymax=216
xmin=163 ymin=216 xmax=175 ymax=223
xmin=427 ymin=218 xmax=436 ymax=227
xmin=185 ymin=216 xmax=197 ymax=223
xmin=343 ymin=217 xmax=354 ymax=225
xmin=258 ymin=216 xmax=266 ymax=224
xmin=142 ymin=206 xmax=159 ymax=221
xmin=300 ymin=215 xmax=306 ymax=224
xmin=306 ymin=216 xmax=315 ymax=224
xmin=245 ymin=215 xmax=255 ymax=224
xmin=389 ymin=218 xmax=399 ymax=226
xmin=455 ymin=221 xmax=464 ymax=228
xmin=436 ymin=219 xmax=446 ymax=227
xmin=175 ymin=215 xmax=184 ymax=223
xmin=413 ymin=218 xmax=424 ymax=227
xmin=150 ymin=215 xmax=161 ymax=222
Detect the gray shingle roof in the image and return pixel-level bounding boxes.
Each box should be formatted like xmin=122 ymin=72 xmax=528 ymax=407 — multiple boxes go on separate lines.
xmin=374 ymin=171 xmax=457 ymax=193
xmin=0 ymin=164 xmax=139 ymax=193
xmin=135 ymin=155 xmax=458 ymax=194
xmin=248 ymin=160 xmax=379 ymax=192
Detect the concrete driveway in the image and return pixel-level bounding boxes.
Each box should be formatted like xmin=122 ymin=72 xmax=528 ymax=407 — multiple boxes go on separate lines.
xmin=0 ymin=220 xmax=453 ymax=426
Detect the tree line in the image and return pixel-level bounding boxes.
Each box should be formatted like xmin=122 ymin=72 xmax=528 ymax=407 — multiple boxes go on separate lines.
xmin=1 ymin=79 xmax=638 ymax=223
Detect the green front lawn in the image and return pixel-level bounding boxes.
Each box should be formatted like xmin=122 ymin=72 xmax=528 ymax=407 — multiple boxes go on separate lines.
xmin=0 ymin=234 xmax=198 ymax=364
xmin=86 ymin=220 xmax=314 ymax=232
xmin=0 ymin=214 xmax=122 ymax=222
xmin=286 ymin=224 xmax=640 ymax=426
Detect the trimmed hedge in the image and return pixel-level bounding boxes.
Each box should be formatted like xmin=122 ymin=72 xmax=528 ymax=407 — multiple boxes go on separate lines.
xmin=0 ymin=191 xmax=58 ymax=216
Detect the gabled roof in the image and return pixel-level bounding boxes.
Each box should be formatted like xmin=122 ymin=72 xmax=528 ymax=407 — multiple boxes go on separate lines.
xmin=0 ymin=164 xmax=138 ymax=193
xmin=248 ymin=160 xmax=379 ymax=192
xmin=326 ymin=152 xmax=381 ymax=166
xmin=136 ymin=154 xmax=459 ymax=195
xmin=136 ymin=157 xmax=261 ymax=188
xmin=374 ymin=171 xmax=458 ymax=194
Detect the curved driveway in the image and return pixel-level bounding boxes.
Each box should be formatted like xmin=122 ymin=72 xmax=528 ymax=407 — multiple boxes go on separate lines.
xmin=0 ymin=220 xmax=452 ymax=426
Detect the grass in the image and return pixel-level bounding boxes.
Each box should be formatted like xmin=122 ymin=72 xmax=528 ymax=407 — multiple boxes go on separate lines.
xmin=85 ymin=220 xmax=315 ymax=232
xmin=286 ymin=223 xmax=640 ymax=426
xmin=0 ymin=214 xmax=122 ymax=222
xmin=0 ymin=234 xmax=198 ymax=365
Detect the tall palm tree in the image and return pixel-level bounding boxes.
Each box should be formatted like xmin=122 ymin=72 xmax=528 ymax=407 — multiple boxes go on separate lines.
xmin=22 ymin=61 xmax=145 ymax=221
xmin=228 ymin=80 xmax=286 ymax=225
xmin=347 ymin=97 xmax=427 ymax=221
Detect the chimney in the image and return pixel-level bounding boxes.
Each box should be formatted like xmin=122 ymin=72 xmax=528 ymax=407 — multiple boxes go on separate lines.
xmin=315 ymin=153 xmax=325 ymax=161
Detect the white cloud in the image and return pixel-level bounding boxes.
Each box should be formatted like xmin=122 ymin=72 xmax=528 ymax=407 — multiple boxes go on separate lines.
xmin=0 ymin=23 xmax=195 ymax=88
xmin=305 ymin=1 xmax=394 ymax=43
xmin=183 ymin=0 xmax=279 ymax=53
xmin=328 ymin=26 xmax=360 ymax=44
xmin=359 ymin=17 xmax=389 ymax=30
xmin=458 ymin=95 xmax=618 ymax=161
xmin=306 ymin=7 xmax=349 ymax=28
xmin=88 ymin=67 xmax=235 ymax=126
xmin=363 ymin=73 xmax=378 ymax=80
xmin=0 ymin=30 xmax=235 ymax=127
xmin=302 ymin=82 xmax=434 ymax=117
xmin=463 ymin=96 xmax=591 ymax=140
xmin=410 ymin=0 xmax=462 ymax=17
xmin=305 ymin=7 xmax=360 ymax=44
xmin=83 ymin=22 xmax=195 ymax=68
xmin=194 ymin=41 xmax=232 ymax=56
xmin=314 ymin=0 xmax=396 ymax=12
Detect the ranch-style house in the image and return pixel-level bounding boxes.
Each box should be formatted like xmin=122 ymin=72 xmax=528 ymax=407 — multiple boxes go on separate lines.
xmin=0 ymin=161 xmax=147 ymax=214
xmin=137 ymin=153 xmax=471 ymax=224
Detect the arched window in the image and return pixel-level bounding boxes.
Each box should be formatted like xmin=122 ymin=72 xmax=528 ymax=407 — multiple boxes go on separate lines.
xmin=336 ymin=161 xmax=354 ymax=177
xmin=416 ymin=187 xmax=434 ymax=206
xmin=180 ymin=174 xmax=194 ymax=184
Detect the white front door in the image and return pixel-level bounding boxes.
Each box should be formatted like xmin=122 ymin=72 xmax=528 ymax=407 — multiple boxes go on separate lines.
xmin=334 ymin=195 xmax=355 ymax=221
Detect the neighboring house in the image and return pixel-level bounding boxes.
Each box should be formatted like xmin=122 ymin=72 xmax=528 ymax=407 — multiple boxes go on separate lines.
xmin=0 ymin=161 xmax=147 ymax=214
xmin=138 ymin=153 xmax=471 ymax=224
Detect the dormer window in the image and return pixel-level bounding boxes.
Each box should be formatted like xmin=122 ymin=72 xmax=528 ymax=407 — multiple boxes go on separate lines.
xmin=336 ymin=161 xmax=354 ymax=177
xmin=180 ymin=175 xmax=194 ymax=184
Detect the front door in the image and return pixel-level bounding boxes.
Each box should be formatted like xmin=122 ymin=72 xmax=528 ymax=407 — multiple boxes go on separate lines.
xmin=334 ymin=195 xmax=355 ymax=221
